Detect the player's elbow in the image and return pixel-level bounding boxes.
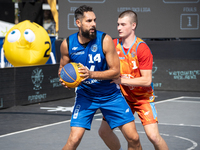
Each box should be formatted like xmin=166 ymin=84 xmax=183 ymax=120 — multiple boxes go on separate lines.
xmin=111 ymin=69 xmax=120 ymax=79
xmin=113 ymin=72 xmax=120 ymax=79
xmin=110 ymin=67 xmax=120 ymax=79
xmin=145 ymin=78 xmax=152 ymax=86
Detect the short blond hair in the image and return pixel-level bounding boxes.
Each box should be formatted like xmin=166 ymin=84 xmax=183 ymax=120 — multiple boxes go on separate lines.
xmin=119 ymin=10 xmax=138 ymax=28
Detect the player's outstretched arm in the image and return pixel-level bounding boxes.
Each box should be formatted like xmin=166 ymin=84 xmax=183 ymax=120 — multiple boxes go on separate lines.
xmin=112 ymin=69 xmax=152 ymax=87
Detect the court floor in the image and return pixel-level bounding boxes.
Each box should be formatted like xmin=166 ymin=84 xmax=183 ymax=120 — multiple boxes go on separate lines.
xmin=0 ymin=91 xmax=200 ymax=150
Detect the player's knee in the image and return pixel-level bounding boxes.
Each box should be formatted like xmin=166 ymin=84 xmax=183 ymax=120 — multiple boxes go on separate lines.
xmin=67 ymin=134 xmax=82 ymax=148
xmin=127 ymin=133 xmax=140 ymax=145
xmin=147 ymin=133 xmax=162 ymax=145
xmin=72 ymin=136 xmax=82 ymax=146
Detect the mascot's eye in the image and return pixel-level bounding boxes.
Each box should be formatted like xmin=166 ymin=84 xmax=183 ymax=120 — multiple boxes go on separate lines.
xmin=24 ymin=29 xmax=35 ymax=42
xmin=7 ymin=29 xmax=21 ymax=42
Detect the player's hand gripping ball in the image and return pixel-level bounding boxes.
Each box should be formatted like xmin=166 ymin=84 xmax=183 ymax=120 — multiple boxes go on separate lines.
xmin=60 ymin=62 xmax=84 ymax=88
xmin=3 ymin=20 xmax=51 ymax=67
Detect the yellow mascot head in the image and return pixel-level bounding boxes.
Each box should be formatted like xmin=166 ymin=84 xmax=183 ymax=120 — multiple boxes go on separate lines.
xmin=3 ymin=20 xmax=51 ymax=67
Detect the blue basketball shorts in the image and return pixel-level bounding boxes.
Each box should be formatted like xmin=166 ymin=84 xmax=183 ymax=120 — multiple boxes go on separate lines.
xmin=70 ymin=92 xmax=135 ymax=130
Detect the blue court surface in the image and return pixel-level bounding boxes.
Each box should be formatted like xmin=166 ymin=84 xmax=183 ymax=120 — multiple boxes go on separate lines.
xmin=0 ymin=90 xmax=200 ymax=150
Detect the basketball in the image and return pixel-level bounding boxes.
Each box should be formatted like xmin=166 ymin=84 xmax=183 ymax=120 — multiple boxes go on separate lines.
xmin=60 ymin=62 xmax=84 ymax=88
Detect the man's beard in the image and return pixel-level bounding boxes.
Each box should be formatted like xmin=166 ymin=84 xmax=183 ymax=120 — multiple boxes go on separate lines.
xmin=81 ymin=27 xmax=96 ymax=40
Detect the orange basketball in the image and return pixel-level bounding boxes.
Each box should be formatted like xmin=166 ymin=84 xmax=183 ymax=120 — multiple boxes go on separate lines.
xmin=60 ymin=62 xmax=84 ymax=88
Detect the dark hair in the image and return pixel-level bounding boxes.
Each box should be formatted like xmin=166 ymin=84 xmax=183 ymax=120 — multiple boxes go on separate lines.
xmin=119 ymin=10 xmax=138 ymax=28
xmin=75 ymin=5 xmax=93 ymax=20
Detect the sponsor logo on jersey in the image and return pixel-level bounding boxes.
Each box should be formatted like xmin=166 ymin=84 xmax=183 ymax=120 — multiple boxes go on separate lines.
xmin=91 ymin=44 xmax=98 ymax=52
xmin=72 ymin=47 xmax=78 ymax=50
xmin=125 ymin=108 xmax=130 ymax=113
xmin=144 ymin=111 xmax=150 ymax=116
xmin=72 ymin=51 xmax=85 ymax=55
xmin=83 ymin=79 xmax=99 ymax=84
xmin=131 ymin=52 xmax=135 ymax=57
xmin=119 ymin=57 xmax=125 ymax=59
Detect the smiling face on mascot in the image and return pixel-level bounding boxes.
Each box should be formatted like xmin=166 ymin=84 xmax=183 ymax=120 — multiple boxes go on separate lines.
xmin=3 ymin=20 xmax=51 ymax=67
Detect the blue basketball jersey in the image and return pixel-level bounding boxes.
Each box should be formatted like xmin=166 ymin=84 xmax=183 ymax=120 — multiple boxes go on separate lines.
xmin=68 ymin=30 xmax=120 ymax=98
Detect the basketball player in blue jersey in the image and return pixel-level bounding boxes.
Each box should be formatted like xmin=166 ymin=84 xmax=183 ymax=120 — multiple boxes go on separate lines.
xmin=58 ymin=5 xmax=142 ymax=150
